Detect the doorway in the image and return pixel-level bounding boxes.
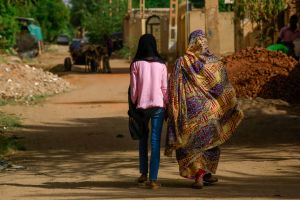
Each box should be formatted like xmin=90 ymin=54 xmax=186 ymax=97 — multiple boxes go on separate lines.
xmin=146 ymin=15 xmax=161 ymax=52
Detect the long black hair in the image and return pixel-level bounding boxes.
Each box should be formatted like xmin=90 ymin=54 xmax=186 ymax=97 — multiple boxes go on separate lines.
xmin=132 ymin=34 xmax=165 ymax=64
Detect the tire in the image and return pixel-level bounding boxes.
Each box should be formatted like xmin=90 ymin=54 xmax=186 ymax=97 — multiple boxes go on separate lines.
xmin=64 ymin=57 xmax=72 ymax=71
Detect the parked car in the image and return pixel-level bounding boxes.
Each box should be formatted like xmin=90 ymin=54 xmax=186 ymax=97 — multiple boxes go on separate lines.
xmin=56 ymin=35 xmax=70 ymax=45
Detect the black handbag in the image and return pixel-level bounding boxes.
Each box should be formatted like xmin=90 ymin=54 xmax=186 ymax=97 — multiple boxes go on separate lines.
xmin=127 ymin=87 xmax=146 ymax=140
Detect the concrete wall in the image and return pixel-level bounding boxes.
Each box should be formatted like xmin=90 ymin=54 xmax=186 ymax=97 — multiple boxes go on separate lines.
xmin=189 ymin=10 xmax=205 ymax=34
xmin=219 ymin=12 xmax=235 ymax=55
xmin=123 ymin=9 xmax=170 ymax=57
xmin=159 ymin=16 xmax=170 ymax=56
xmin=177 ymin=6 xmax=235 ymax=56
xmin=124 ymin=2 xmax=297 ymax=59
xmin=123 ymin=14 xmax=142 ymax=53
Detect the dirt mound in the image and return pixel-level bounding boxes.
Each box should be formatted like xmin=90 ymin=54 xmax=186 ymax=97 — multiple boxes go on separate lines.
xmin=0 ymin=63 xmax=71 ymax=100
xmin=223 ymin=47 xmax=300 ymax=103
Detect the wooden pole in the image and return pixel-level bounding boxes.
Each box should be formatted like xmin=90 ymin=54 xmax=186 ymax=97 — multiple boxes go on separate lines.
xmin=140 ymin=0 xmax=145 ymax=19
xmin=109 ymin=0 xmax=112 ymax=16
xmin=205 ymin=0 xmax=220 ymax=55
xmin=140 ymin=0 xmax=146 ymax=34
xmin=128 ymin=0 xmax=132 ymax=13
xmin=168 ymin=0 xmax=178 ymax=51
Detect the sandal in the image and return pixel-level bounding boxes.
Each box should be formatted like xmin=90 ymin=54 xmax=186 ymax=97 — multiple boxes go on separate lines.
xmin=203 ymin=173 xmax=218 ymax=184
xmin=137 ymin=174 xmax=147 ymax=183
xmin=191 ymin=179 xmax=204 ymax=189
xmin=148 ymin=180 xmax=161 ymax=189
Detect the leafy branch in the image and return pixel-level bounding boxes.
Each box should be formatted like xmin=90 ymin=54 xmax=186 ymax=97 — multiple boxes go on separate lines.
xmin=234 ymin=0 xmax=286 ymax=46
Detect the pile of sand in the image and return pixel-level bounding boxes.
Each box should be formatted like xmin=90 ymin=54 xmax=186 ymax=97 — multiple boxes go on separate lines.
xmin=223 ymin=47 xmax=300 ymax=103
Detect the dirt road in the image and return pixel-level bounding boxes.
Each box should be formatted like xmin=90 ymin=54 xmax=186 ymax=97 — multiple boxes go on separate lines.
xmin=0 ymin=59 xmax=300 ymax=200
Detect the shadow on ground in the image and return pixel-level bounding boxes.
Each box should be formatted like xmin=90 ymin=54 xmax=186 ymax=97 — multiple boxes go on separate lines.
xmin=1 ymin=100 xmax=300 ymax=199
xmin=49 ymin=63 xmax=129 ymax=76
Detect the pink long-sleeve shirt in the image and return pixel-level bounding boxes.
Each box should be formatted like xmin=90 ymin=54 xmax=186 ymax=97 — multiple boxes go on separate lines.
xmin=130 ymin=60 xmax=168 ymax=109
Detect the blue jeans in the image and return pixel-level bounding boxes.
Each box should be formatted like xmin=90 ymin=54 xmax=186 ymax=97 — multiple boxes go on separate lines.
xmin=139 ymin=108 xmax=165 ymax=181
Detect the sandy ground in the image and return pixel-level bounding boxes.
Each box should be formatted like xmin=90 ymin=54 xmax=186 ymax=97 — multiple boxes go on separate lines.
xmin=0 ymin=55 xmax=300 ymax=199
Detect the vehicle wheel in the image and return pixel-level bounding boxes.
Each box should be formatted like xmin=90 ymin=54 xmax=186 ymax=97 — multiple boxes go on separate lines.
xmin=64 ymin=57 xmax=72 ymax=71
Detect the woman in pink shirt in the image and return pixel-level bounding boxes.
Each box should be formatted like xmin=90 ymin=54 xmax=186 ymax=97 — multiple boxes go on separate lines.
xmin=130 ymin=34 xmax=168 ymax=189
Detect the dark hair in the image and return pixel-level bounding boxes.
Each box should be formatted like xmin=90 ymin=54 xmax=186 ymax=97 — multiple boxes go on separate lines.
xmin=290 ymin=15 xmax=298 ymax=24
xmin=133 ymin=34 xmax=164 ymax=64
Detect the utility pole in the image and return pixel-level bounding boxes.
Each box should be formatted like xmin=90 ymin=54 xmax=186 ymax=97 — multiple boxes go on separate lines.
xmin=186 ymin=0 xmax=190 ymax=42
xmin=128 ymin=0 xmax=132 ymax=13
xmin=109 ymin=0 xmax=112 ymax=16
xmin=168 ymin=0 xmax=178 ymax=51
xmin=205 ymin=0 xmax=220 ymax=55
xmin=140 ymin=0 xmax=146 ymax=34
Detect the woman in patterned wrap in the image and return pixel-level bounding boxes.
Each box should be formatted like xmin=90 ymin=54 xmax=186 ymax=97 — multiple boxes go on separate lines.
xmin=165 ymin=30 xmax=244 ymax=189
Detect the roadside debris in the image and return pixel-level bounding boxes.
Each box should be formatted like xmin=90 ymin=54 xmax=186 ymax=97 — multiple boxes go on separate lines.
xmin=0 ymin=63 xmax=71 ymax=101
xmin=0 ymin=159 xmax=25 ymax=171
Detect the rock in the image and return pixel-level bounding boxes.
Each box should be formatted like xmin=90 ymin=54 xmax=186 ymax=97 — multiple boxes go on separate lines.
xmin=0 ymin=63 xmax=71 ymax=100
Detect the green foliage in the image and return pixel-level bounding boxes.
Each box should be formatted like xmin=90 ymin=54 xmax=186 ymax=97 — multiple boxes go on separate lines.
xmin=0 ymin=135 xmax=24 ymax=155
xmin=0 ymin=0 xmax=70 ymax=49
xmin=219 ymin=0 xmax=233 ymax=12
xmin=70 ymin=0 xmax=89 ymax=28
xmin=0 ymin=98 xmax=15 ymax=106
xmin=0 ymin=95 xmax=48 ymax=106
xmin=0 ymin=112 xmax=21 ymax=132
xmin=132 ymin=0 xmax=170 ymax=8
xmin=190 ymin=0 xmax=205 ymax=8
xmin=234 ymin=0 xmax=285 ymax=21
xmin=116 ymin=46 xmax=132 ymax=60
xmin=234 ymin=0 xmax=286 ymax=46
xmin=0 ymin=3 xmax=19 ymax=49
xmin=31 ymin=0 xmax=70 ymax=41
xmin=185 ymin=0 xmax=233 ymax=11
xmin=70 ymin=0 xmax=127 ymax=44
xmin=0 ymin=103 xmax=23 ymax=155
xmin=25 ymin=94 xmax=48 ymax=104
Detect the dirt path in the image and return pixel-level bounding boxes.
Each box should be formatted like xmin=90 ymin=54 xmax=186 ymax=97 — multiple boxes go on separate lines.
xmin=0 ymin=59 xmax=300 ymax=200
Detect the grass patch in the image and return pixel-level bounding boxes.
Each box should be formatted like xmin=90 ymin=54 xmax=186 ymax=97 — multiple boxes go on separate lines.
xmin=25 ymin=94 xmax=48 ymax=104
xmin=0 ymin=112 xmax=23 ymax=155
xmin=0 ymin=112 xmax=21 ymax=131
xmin=0 ymin=98 xmax=17 ymax=106
xmin=0 ymin=56 xmax=7 ymax=64
xmin=0 ymin=95 xmax=48 ymax=106
xmin=0 ymin=135 xmax=24 ymax=155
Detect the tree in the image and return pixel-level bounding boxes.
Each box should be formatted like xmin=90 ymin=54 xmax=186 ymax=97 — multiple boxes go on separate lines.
xmin=70 ymin=0 xmax=127 ymax=44
xmin=0 ymin=3 xmax=18 ymax=49
xmin=0 ymin=0 xmax=70 ymax=49
xmin=70 ymin=0 xmax=98 ymax=28
xmin=234 ymin=0 xmax=286 ymax=46
xmin=32 ymin=0 xmax=70 ymax=41
xmin=132 ymin=0 xmax=170 ymax=8
xmin=85 ymin=0 xmax=127 ymax=43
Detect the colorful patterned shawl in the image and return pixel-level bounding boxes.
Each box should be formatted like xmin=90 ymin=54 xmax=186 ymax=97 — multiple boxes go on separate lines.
xmin=165 ymin=30 xmax=244 ymax=161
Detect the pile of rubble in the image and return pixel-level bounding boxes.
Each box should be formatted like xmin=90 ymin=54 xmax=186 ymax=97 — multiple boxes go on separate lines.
xmin=0 ymin=63 xmax=71 ymax=100
xmin=223 ymin=47 xmax=300 ymax=103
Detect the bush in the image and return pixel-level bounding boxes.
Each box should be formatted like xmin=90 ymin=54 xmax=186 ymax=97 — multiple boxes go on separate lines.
xmin=0 ymin=4 xmax=19 ymax=49
xmin=0 ymin=111 xmax=22 ymax=155
xmin=0 ymin=135 xmax=24 ymax=155
xmin=116 ymin=46 xmax=134 ymax=60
